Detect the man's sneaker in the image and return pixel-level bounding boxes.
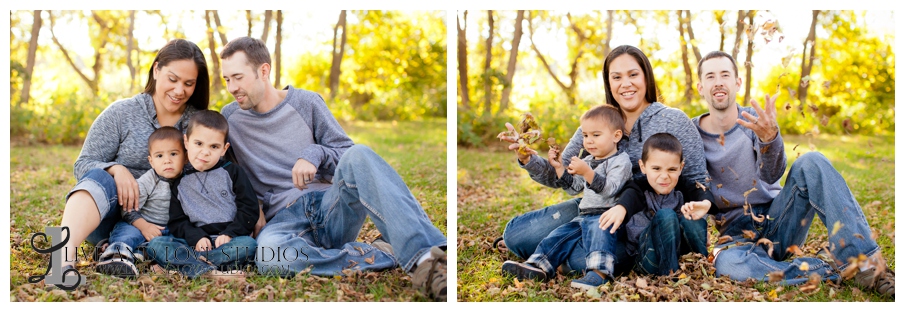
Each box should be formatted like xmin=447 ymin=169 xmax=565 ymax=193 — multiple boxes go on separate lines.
xmin=96 ymin=257 xmax=139 ymax=278
xmin=501 ymin=260 xmax=548 ymax=282
xmin=412 ymin=246 xmax=447 ymax=301
xmin=570 ymin=270 xmax=608 ymax=291
xmin=370 ymin=235 xmax=394 ymax=256
xmin=852 ymin=266 xmax=895 ymax=299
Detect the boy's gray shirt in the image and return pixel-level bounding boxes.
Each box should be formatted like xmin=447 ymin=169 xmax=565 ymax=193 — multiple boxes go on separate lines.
xmin=74 ymin=93 xmax=197 ymax=180
xmin=221 ymin=86 xmax=354 ymax=220
xmin=122 ymin=169 xmax=171 ymax=226
xmin=557 ymin=151 xmax=631 ymax=214
xmin=692 ymin=104 xmax=786 ymax=234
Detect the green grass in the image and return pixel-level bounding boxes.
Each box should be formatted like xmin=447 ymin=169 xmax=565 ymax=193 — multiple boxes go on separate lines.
xmin=9 ymin=119 xmax=447 ymax=302
xmin=457 ymin=133 xmax=894 ymax=302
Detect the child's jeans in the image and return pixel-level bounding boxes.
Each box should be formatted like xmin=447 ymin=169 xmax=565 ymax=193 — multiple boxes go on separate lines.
xmin=102 ymin=221 xmax=169 ymax=260
xmin=526 ymin=213 xmax=628 ymax=278
xmin=634 ymin=209 xmax=708 ymax=275
xmin=147 ymin=235 xmax=257 ymax=278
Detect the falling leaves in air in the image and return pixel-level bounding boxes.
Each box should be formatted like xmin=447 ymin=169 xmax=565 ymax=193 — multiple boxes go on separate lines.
xmin=830 ymin=221 xmax=843 ymax=237
xmin=717 ymin=235 xmax=733 ymax=245
xmin=695 ymin=181 xmax=707 ymax=192
xmin=716 ymin=184 xmax=723 ymax=189
xmin=768 ymin=271 xmax=785 ymax=282
xmin=809 ymin=104 xmax=819 ymax=113
xmin=843 ymin=118 xmax=854 ymax=132
xmin=787 ymin=86 xmax=797 ymax=98
xmin=784 ymin=102 xmax=792 ymax=110
xmin=822 ymin=80 xmax=831 ymax=90
xmin=718 ymin=133 xmax=725 ymax=146
xmin=786 ymin=245 xmax=804 ymax=257
xmin=720 ymin=196 xmax=731 ymax=207
xmin=757 ymin=238 xmax=774 ymax=256
xmin=820 ymin=115 xmax=829 ymax=127
xmin=742 ymin=230 xmax=757 ymax=240
xmin=793 ymin=144 xmax=799 ymax=151
xmin=800 ymin=76 xmax=811 ymax=88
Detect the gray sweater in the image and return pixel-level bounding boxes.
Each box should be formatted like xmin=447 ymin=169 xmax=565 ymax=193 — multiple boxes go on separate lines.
xmin=521 ymin=102 xmax=709 ymax=189
xmin=73 ymin=93 xmax=198 ymax=180
xmin=692 ymin=104 xmax=785 ymax=235
xmin=221 ymin=86 xmax=354 ymax=220
xmin=557 ymin=151 xmax=632 ymax=215
xmin=121 ymin=169 xmax=172 ymax=226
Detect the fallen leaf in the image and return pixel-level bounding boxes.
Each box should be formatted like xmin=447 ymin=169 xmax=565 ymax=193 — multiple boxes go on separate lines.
xmin=635 ymin=277 xmax=648 ymax=288
xmin=768 ymin=271 xmax=785 ymax=282
xmin=717 ymin=235 xmax=733 ymax=245
xmin=742 ymin=230 xmax=757 ymax=240
xmin=364 ymin=255 xmax=375 ymax=264
xmin=786 ymin=245 xmax=804 ymax=256
xmin=831 ymin=221 xmax=843 ymax=236
xmin=751 ymin=214 xmax=765 ymax=223
xmin=757 ymin=238 xmax=774 ymax=256
xmin=799 ymin=262 xmax=809 ymax=271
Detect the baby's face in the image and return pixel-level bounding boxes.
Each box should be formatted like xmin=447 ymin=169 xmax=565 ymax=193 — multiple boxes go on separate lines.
xmin=184 ymin=126 xmax=229 ymax=172
xmin=639 ymin=149 xmax=683 ymax=195
xmin=148 ymin=139 xmax=186 ymax=179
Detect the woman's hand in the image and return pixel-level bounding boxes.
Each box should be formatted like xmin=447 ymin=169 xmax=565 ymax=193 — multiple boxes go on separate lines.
xmin=133 ymin=218 xmax=164 ymax=241
xmin=599 ymin=205 xmax=627 ymax=234
xmin=106 ymin=165 xmax=139 ymax=211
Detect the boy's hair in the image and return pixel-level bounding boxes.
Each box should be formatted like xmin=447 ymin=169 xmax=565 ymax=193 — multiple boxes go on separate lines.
xmin=147 ymin=126 xmax=184 ymax=154
xmin=220 ymin=36 xmax=271 ymax=78
xmin=186 ymin=110 xmax=229 ymax=142
xmin=641 ymin=133 xmax=683 ymax=162
xmin=581 ymin=104 xmax=626 ymax=135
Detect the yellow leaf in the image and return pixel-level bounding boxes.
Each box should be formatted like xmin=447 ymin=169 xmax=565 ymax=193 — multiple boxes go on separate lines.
xmin=831 ymin=221 xmax=843 ymax=236
xmin=799 ymin=262 xmax=809 ymax=271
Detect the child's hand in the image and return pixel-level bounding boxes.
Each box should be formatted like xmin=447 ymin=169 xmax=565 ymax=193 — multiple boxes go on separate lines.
xmin=566 ymin=156 xmax=591 ymax=175
xmin=133 ymin=218 xmax=165 ymax=241
xmin=599 ymin=205 xmax=627 ymax=233
xmin=214 ymin=235 xmax=233 ymax=248
xmin=195 ymin=238 xmax=212 ymax=252
xmin=548 ymin=147 xmax=562 ymax=169
xmin=680 ymin=200 xmax=711 ymax=221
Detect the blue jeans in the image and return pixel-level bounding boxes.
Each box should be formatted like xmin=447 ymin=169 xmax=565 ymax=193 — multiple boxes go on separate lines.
xmin=502 ymin=198 xmax=589 ymax=273
xmin=66 ymin=168 xmax=123 ymax=246
xmin=103 ymin=221 xmax=169 ymax=259
xmin=526 ymin=213 xmax=626 ymax=278
xmin=147 ymin=235 xmax=257 ymax=278
xmin=255 ymin=145 xmax=447 ymax=276
xmin=635 ymin=209 xmax=708 ymax=275
xmin=713 ymin=152 xmax=879 ymax=284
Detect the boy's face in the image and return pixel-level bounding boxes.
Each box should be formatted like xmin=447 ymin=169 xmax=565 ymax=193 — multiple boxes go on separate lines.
xmin=184 ymin=126 xmax=229 ymax=172
xmin=580 ymin=118 xmax=622 ymax=159
xmin=639 ymin=149 xmax=684 ymax=195
xmin=148 ymin=138 xmax=186 ymax=179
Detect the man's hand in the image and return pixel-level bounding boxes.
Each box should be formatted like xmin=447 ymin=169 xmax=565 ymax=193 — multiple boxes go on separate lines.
xmin=738 ymin=92 xmax=780 ymax=142
xmin=195 ymin=238 xmax=212 ymax=252
xmin=214 ymin=235 xmax=232 ymax=248
xmin=292 ymin=158 xmax=318 ymax=190
xmin=107 ymin=165 xmax=140 ymax=211
xmin=599 ymin=205 xmax=627 ymax=234
xmin=133 ymin=218 xmax=164 ymax=241
xmin=680 ymin=200 xmax=712 ymax=221
xmin=253 ymin=207 xmax=266 ymax=239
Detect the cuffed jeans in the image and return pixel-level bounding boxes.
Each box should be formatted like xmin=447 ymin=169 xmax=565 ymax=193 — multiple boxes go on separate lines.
xmin=526 ymin=214 xmax=626 ymax=278
xmin=502 ymin=198 xmax=590 ymax=273
xmin=102 ymin=221 xmax=169 ymax=260
xmin=713 ymin=152 xmax=880 ymax=284
xmin=66 ymin=168 xmax=123 ymax=246
xmin=255 ymin=145 xmax=447 ymax=277
xmin=635 ymin=209 xmax=708 ymax=276
xmin=147 ymin=235 xmax=257 ymax=278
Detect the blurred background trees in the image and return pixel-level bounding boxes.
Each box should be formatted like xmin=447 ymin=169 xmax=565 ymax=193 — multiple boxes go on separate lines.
xmin=9 ymin=10 xmax=447 ymax=144
xmin=456 ymin=10 xmax=894 ymax=147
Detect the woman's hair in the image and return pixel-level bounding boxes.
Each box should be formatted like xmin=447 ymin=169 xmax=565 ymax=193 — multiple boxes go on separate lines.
xmin=602 ymin=45 xmax=659 ymax=111
xmin=143 ymin=39 xmax=210 ymax=111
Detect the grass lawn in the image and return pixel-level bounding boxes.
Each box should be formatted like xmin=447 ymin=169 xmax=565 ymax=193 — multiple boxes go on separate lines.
xmin=9 ymin=119 xmax=447 ymax=302
xmin=457 ymin=133 xmax=894 ymax=302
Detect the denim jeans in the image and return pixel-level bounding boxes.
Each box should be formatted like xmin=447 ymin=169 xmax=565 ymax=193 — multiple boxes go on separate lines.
xmin=635 ymin=209 xmax=708 ymax=275
xmin=713 ymin=152 xmax=879 ymax=284
xmin=147 ymin=235 xmax=257 ymax=278
xmin=502 ymin=198 xmax=589 ymax=273
xmin=255 ymin=145 xmax=447 ymax=276
xmin=526 ymin=214 xmax=626 ymax=278
xmin=66 ymin=168 xmax=123 ymax=245
xmin=103 ymin=221 xmax=169 ymax=259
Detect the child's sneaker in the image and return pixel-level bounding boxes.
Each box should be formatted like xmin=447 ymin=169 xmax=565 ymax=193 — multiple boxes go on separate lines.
xmin=412 ymin=246 xmax=447 ymax=301
xmin=501 ymin=260 xmax=548 ymax=282
xmin=96 ymin=257 xmax=139 ymax=278
xmin=852 ymin=266 xmax=895 ymax=299
xmin=570 ymin=270 xmax=607 ymax=291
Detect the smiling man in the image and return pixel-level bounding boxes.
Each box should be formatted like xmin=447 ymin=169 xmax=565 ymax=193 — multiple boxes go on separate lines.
xmin=217 ymin=37 xmax=447 ymax=301
xmin=682 ymin=51 xmax=894 ymax=299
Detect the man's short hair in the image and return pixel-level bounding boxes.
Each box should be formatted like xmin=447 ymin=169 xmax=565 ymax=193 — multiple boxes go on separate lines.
xmin=147 ymin=126 xmax=184 ymax=154
xmin=698 ymin=51 xmax=739 ymax=79
xmin=581 ymin=104 xmax=626 ymax=135
xmin=186 ymin=111 xmax=229 ymax=142
xmin=220 ymin=36 xmax=271 ymax=76
xmin=641 ymin=133 xmax=683 ymax=162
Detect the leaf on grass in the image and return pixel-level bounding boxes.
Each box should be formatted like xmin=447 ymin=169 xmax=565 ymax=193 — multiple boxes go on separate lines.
xmin=635 ymin=277 xmax=648 ymax=288
xmin=830 ymin=221 xmax=843 ymax=237
xmin=513 ymin=277 xmax=524 ymax=289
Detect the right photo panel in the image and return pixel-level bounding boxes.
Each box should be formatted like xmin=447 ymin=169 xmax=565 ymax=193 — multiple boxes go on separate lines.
xmin=456 ymin=10 xmax=895 ymax=302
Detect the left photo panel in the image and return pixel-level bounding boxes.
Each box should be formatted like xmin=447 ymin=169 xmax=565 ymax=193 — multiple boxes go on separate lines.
xmin=9 ymin=10 xmax=448 ymax=302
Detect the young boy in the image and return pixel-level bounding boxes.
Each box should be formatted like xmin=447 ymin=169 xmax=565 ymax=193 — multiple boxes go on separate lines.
xmin=95 ymin=126 xmax=185 ymax=278
xmin=620 ymin=133 xmax=713 ymax=276
xmin=502 ymin=104 xmax=632 ymax=290
xmin=147 ymin=110 xmax=258 ymax=279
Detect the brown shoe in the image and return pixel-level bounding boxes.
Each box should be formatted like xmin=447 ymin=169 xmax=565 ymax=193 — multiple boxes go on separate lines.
xmin=412 ymin=246 xmax=447 ymax=301
xmin=852 ymin=266 xmax=895 ymax=299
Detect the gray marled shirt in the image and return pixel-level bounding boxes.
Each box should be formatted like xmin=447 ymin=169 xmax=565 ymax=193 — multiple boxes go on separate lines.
xmin=122 ymin=169 xmax=172 ymax=226
xmin=73 ymin=93 xmax=198 ymax=180
xmin=557 ymin=151 xmax=632 ymax=215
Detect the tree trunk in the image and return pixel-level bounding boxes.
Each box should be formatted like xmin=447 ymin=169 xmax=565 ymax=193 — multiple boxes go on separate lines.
xmin=798 ymin=10 xmax=820 ymax=106
xmin=483 ymin=10 xmax=495 ymax=116
xmin=743 ymin=10 xmax=756 ymax=107
xmin=732 ymin=10 xmax=745 ymax=60
xmin=527 ymin=11 xmax=581 ymax=105
xmin=261 ymin=10 xmax=273 ymax=44
xmin=715 ymin=10 xmax=726 ymax=52
xmin=20 ymin=10 xmax=42 ymax=106
xmin=205 ymin=11 xmax=222 ymax=93
xmin=684 ymin=10 xmax=701 ymax=64
xmin=49 ymin=11 xmax=105 ymax=95
xmin=246 ymin=10 xmax=252 ymax=37
xmin=499 ymin=10 xmax=524 ymax=114
xmin=274 ymin=10 xmax=283 ymax=88
xmin=212 ymin=11 xmax=228 ymax=46
xmin=329 ymin=10 xmax=347 ymax=99
xmin=603 ymin=10 xmax=614 ymax=58
xmin=678 ymin=11 xmax=694 ymax=106
xmin=457 ymin=11 xmax=470 ymax=109
xmin=126 ymin=10 xmax=136 ymax=93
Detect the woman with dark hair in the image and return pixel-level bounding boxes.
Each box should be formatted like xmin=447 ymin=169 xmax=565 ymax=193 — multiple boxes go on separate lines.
xmin=498 ymin=45 xmax=710 ymax=274
xmin=56 ymin=38 xmax=209 ymax=275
